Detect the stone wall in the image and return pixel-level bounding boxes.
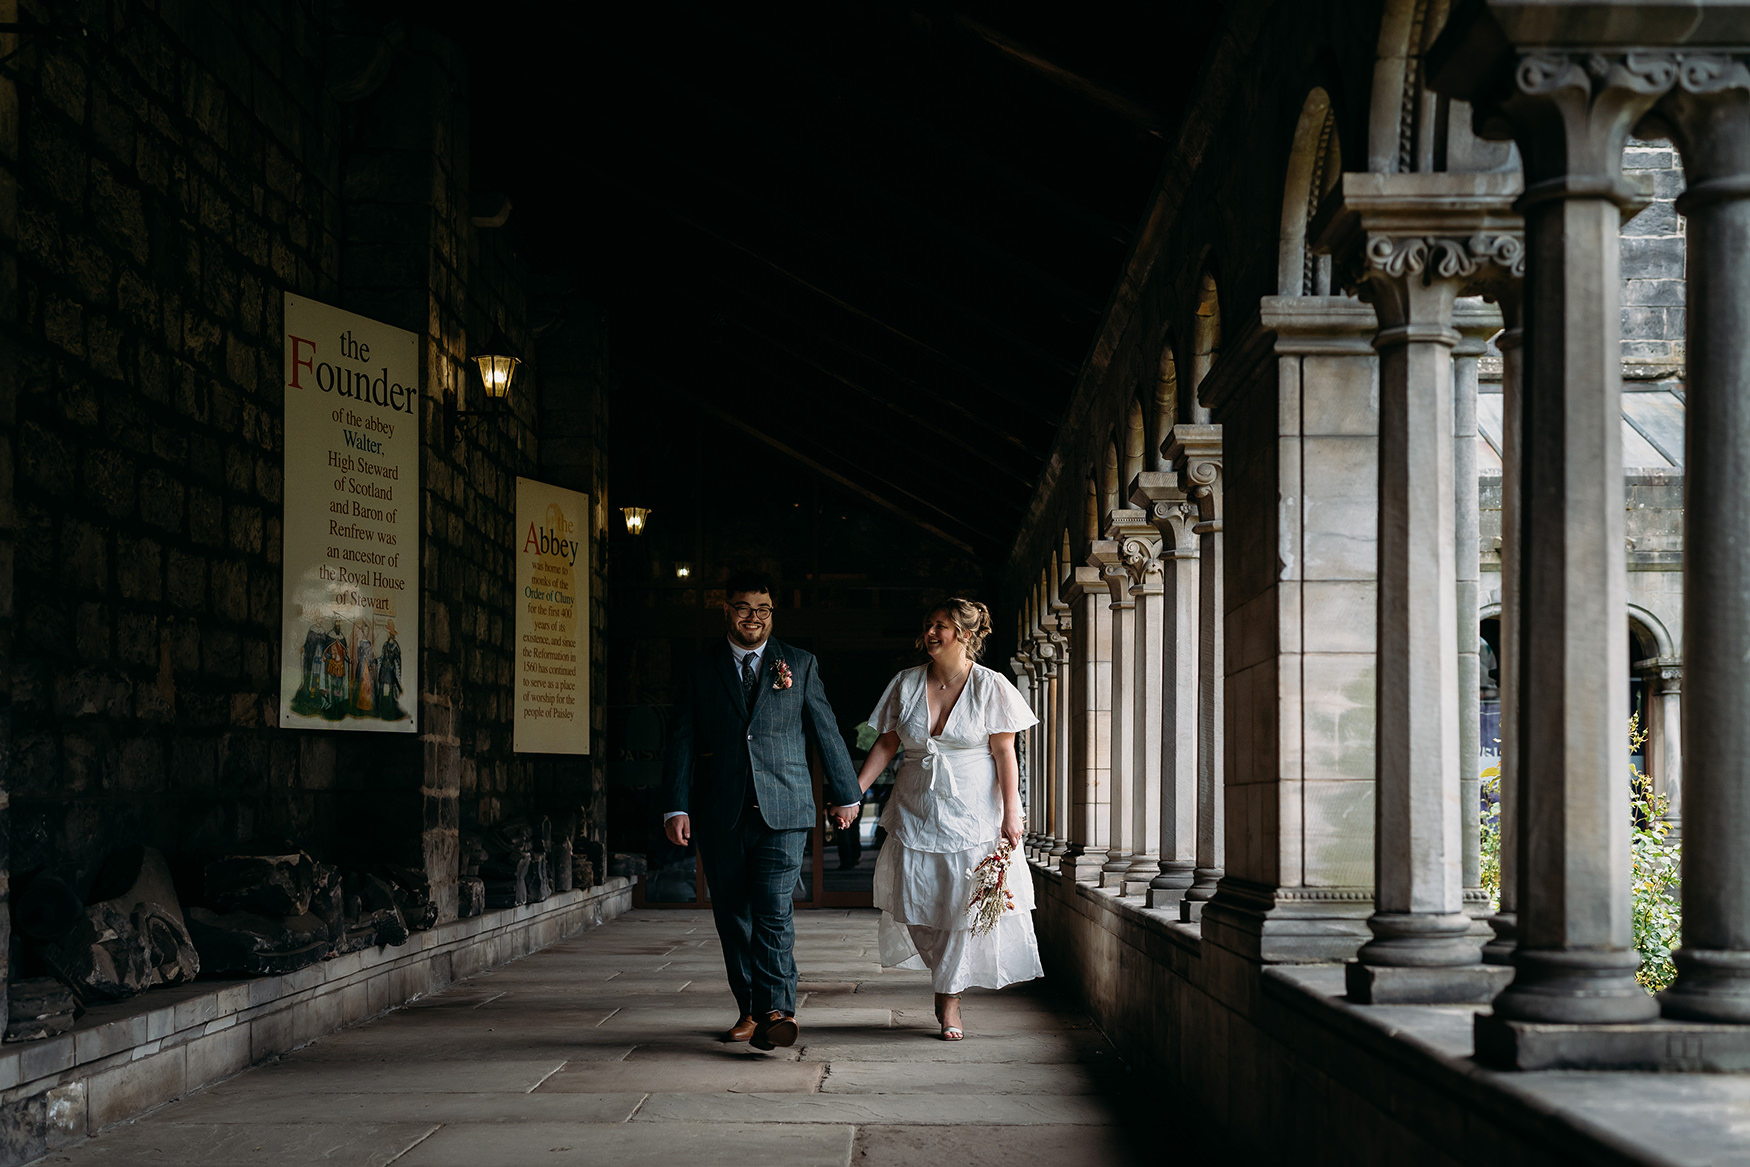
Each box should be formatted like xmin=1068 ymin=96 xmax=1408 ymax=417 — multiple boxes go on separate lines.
xmin=4 ymin=0 xmax=609 ymax=941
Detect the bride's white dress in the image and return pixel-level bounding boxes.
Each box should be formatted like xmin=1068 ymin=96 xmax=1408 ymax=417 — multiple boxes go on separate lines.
xmin=865 ymin=663 xmax=1044 ymax=993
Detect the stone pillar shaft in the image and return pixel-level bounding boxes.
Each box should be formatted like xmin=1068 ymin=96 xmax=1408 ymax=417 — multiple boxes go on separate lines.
xmin=1655 ymin=66 xmax=1750 ymax=1022
xmin=1318 ymin=172 xmax=1520 ymax=995
xmin=1125 ymin=531 xmax=1166 ymax=895
xmin=1168 ymin=427 xmax=1223 ymax=920
xmin=1486 ymin=305 xmax=1525 ymax=966
xmin=1049 ymin=619 xmax=1075 ymax=859
xmin=1091 ymin=535 xmax=1137 ymax=886
xmin=1059 ymin=565 xmax=1110 ymax=882
xmin=1434 ymin=46 xmax=1671 ymax=1024
xmin=1455 ymin=302 xmax=1500 ymax=931
xmin=1135 ymin=472 xmax=1199 ymax=909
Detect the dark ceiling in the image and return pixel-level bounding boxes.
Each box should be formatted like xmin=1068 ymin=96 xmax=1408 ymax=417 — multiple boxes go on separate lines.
xmin=412 ymin=2 xmax=1223 ymax=563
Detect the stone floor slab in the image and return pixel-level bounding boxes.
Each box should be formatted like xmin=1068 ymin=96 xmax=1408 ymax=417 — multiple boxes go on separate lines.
xmin=536 ymin=1058 xmax=824 ymax=1094
xmin=28 ymin=1123 xmax=439 ymax=1165
xmin=852 ymin=1124 xmax=1143 ymax=1167
xmin=819 ymin=1061 xmax=1103 ymax=1094
xmin=161 ymin=1088 xmax=645 ymax=1126
xmin=631 ymin=1091 xmax=1112 ymax=1125
xmin=25 ymin=908 xmax=1140 ymax=1166
xmin=394 ymin=1121 xmax=856 ymax=1167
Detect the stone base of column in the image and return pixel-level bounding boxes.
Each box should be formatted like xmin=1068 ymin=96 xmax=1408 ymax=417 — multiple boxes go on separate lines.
xmin=1181 ymin=899 xmax=1208 ymax=923
xmin=1047 ymin=839 xmax=1070 ymax=861
xmin=1059 ymin=849 xmax=1106 ymax=884
xmin=1181 ymin=866 xmax=1221 ymax=916
xmin=1491 ymin=948 xmax=1659 ymax=1024
xmin=1121 ymin=857 xmax=1158 ymax=898
xmin=1146 ymin=861 xmax=1194 ymax=910
xmin=1346 ymin=960 xmax=1512 ymax=1005
xmin=1482 ymin=910 xmax=1517 ymax=966
xmin=1098 ymin=858 xmax=1129 ymax=889
xmin=1474 ymin=1013 xmax=1750 ymax=1071
xmin=1146 ymin=885 xmax=1186 ymax=911
xmin=1200 ymin=877 xmax=1374 ymax=964
xmin=1463 ymin=889 xmax=1496 ymax=941
xmin=1660 ymin=948 xmax=1750 ymax=1024
xmin=1355 ymin=911 xmax=1481 ymax=968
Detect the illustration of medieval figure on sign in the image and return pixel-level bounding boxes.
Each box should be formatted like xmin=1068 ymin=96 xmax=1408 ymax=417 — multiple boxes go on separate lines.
xmin=289 ymin=610 xmax=408 ymax=723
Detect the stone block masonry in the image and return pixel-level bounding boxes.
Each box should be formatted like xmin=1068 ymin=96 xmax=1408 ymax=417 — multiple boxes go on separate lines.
xmin=4 ymin=0 xmax=611 ymax=944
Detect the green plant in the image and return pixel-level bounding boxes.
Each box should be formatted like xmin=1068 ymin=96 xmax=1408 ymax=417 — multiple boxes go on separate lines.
xmin=1474 ymin=715 xmax=1681 ymax=996
xmin=1479 ymin=763 xmax=1501 ymax=912
xmin=1629 ymin=714 xmax=1682 ymax=993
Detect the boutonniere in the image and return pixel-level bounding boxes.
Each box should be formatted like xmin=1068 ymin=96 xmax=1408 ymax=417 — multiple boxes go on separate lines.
xmin=770 ymin=659 xmax=793 ymax=690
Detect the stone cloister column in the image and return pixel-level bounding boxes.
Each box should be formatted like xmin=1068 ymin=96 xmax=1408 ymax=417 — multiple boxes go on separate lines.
xmin=1134 ymin=472 xmax=1199 ymax=910
xmin=1029 ymin=591 xmax=1058 ymax=858
xmin=1650 ymin=63 xmax=1750 ymax=1024
xmin=1010 ymin=637 xmax=1036 ymax=851
xmin=1646 ymin=660 xmax=1682 ymax=832
xmin=1121 ymin=523 xmax=1166 ymax=896
xmin=1090 ymin=527 xmax=1142 ymax=889
xmin=1049 ymin=572 xmax=1074 ymax=863
xmin=1432 ymin=26 xmax=1668 ymax=1036
xmin=1322 ymin=171 xmax=1521 ymax=1002
xmin=1167 ymin=426 xmax=1223 ymax=922
xmin=1059 ymin=563 xmax=1111 ymax=883
xmin=1485 ymin=295 xmax=1524 ymax=967
xmin=1455 ymin=300 xmax=1503 ymax=937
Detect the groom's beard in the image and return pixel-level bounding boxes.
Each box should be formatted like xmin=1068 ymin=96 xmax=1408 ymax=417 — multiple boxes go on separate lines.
xmin=728 ymin=624 xmax=769 ymax=650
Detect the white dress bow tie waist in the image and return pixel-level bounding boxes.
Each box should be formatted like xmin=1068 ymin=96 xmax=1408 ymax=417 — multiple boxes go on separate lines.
xmin=917 ymin=739 xmax=988 ymax=799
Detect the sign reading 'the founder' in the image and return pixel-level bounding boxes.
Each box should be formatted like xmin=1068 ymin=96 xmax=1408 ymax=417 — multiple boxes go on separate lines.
xmin=279 ymin=293 xmax=419 ymax=733
xmin=514 ymin=478 xmax=590 ymax=754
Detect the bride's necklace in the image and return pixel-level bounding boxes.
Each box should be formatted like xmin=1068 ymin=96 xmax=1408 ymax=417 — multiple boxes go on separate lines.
xmin=931 ymin=662 xmax=970 ymax=691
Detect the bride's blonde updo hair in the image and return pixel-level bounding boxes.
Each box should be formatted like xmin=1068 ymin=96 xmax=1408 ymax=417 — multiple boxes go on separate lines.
xmin=916 ymin=597 xmax=993 ymax=662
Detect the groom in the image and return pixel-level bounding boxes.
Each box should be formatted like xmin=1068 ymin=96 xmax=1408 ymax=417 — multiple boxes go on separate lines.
xmin=662 ymin=571 xmax=862 ymax=1049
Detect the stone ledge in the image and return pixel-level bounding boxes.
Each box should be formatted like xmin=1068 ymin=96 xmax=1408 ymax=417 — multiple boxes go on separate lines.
xmin=1475 ymin=1013 xmax=1750 ymax=1072
xmin=1031 ymin=859 xmax=1202 ymax=956
xmin=0 ymin=877 xmax=634 ymax=1166
xmin=1264 ymin=965 xmax=1750 ymax=1166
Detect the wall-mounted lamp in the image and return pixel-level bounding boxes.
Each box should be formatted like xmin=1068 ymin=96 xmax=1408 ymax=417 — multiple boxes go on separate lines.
xmin=447 ymin=340 xmax=523 ymax=446
xmin=622 ymin=506 xmax=650 ymax=535
xmin=674 ymin=562 xmax=692 ymax=579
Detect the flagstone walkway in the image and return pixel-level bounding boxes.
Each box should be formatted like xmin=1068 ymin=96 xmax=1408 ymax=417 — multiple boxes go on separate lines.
xmin=28 ymin=908 xmax=1153 ymax=1166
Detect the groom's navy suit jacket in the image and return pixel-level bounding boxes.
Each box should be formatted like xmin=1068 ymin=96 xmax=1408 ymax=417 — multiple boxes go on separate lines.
xmin=663 ymin=639 xmax=861 ymax=834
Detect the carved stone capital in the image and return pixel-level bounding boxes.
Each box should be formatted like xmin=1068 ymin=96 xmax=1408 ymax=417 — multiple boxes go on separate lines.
xmin=1313 ymin=173 xmax=1523 ymax=325
xmin=1165 ymin=424 xmax=1222 ymax=525
xmin=1645 ymin=55 xmax=1750 ymax=200
xmin=1086 ymin=538 xmax=1133 ymax=605
xmin=1429 ymin=27 xmax=1676 ymax=201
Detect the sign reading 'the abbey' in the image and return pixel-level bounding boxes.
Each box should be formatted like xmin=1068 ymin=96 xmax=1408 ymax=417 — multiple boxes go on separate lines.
xmin=279 ymin=293 xmax=419 ymax=733
xmin=514 ymin=478 xmax=590 ymax=754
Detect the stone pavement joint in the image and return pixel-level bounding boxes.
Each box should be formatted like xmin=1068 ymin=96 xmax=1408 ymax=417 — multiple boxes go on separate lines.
xmin=26 ymin=909 xmax=1156 ymax=1166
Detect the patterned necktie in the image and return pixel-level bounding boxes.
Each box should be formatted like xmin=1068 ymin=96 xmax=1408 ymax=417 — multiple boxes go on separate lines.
xmin=741 ymin=652 xmax=758 ymax=705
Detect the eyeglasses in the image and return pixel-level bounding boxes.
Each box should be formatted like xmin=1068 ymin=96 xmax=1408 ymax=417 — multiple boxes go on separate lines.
xmin=729 ymin=602 xmax=774 ymax=621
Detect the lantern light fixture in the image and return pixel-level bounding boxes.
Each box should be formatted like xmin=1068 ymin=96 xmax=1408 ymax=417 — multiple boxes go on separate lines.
xmin=473 ymin=349 xmax=520 ymax=400
xmin=622 ymin=506 xmax=651 ymax=535
xmin=675 ymin=562 xmax=692 ymax=579
xmin=447 ymin=336 xmax=523 ymax=446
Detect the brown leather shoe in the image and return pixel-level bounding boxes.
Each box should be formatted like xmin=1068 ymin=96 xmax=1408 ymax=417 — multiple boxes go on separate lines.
xmin=750 ymin=1010 xmax=798 ymax=1051
xmin=723 ymin=1014 xmax=758 ymax=1043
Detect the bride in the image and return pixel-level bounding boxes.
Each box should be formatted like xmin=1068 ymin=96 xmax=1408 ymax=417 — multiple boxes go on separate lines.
xmin=840 ymin=598 xmax=1043 ymax=1039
